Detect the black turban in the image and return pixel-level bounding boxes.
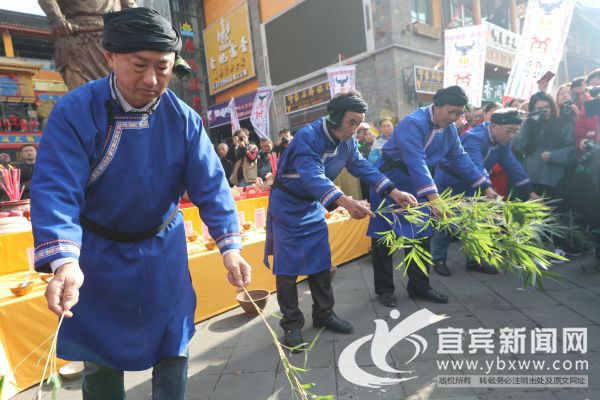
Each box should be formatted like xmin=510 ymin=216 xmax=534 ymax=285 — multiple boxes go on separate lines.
xmin=326 ymin=93 xmax=368 ymax=126
xmin=103 ymin=8 xmax=182 ymax=54
xmin=491 ymin=108 xmax=524 ymax=125
xmin=433 ymin=85 xmax=469 ymax=106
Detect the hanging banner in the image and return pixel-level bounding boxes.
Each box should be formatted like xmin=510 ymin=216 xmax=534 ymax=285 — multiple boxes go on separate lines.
xmin=327 ymin=65 xmax=356 ymax=98
xmin=229 ymin=97 xmax=240 ymax=133
xmin=443 ymin=25 xmax=487 ymax=107
xmin=504 ymin=0 xmax=575 ymax=100
xmin=250 ymin=86 xmax=275 ymax=139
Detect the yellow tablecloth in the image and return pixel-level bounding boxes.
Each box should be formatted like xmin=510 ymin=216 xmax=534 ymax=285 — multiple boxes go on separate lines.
xmin=0 ymin=230 xmax=33 ymax=275
xmin=0 ymin=196 xmax=270 ymax=276
xmin=0 ymin=216 xmax=369 ymax=397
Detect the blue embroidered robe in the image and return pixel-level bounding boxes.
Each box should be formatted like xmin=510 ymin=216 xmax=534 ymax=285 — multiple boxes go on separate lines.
xmin=264 ymin=118 xmax=393 ymax=276
xmin=435 ymin=122 xmax=532 ymax=196
xmin=367 ymin=106 xmax=489 ymax=239
xmin=31 ymin=76 xmax=241 ymax=371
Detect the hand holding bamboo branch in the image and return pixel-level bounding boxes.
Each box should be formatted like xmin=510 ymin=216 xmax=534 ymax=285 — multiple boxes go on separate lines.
xmin=45 ymin=263 xmax=84 ymax=318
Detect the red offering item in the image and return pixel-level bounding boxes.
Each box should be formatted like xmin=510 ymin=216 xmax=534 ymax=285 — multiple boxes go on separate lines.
xmin=0 ymin=165 xmax=23 ymax=201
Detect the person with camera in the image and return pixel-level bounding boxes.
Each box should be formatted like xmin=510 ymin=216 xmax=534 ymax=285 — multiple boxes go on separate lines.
xmin=572 ymin=69 xmax=600 ymax=268
xmin=513 ymin=91 xmax=575 ymax=259
xmin=274 ymin=129 xmax=292 ymax=155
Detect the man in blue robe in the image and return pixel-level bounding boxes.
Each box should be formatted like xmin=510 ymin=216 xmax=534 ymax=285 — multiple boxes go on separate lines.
xmin=31 ymin=8 xmax=251 ymax=399
xmin=368 ymin=86 xmax=499 ymax=306
xmin=431 ymin=108 xmax=541 ymax=276
xmin=264 ymin=91 xmax=416 ymax=349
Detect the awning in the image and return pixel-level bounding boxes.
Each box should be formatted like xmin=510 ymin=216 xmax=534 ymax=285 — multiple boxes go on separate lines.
xmin=206 ymin=91 xmax=256 ymax=128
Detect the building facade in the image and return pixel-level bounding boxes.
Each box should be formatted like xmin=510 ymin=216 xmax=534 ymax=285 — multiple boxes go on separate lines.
xmin=197 ymin=0 xmax=599 ymax=141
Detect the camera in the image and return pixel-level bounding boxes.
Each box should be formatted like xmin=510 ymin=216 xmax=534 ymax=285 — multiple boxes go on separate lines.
xmin=584 ymin=86 xmax=600 ymax=118
xmin=527 ymin=108 xmax=546 ymax=123
xmin=560 ymin=100 xmax=576 ymax=119
xmin=281 ymin=137 xmax=289 ymax=145
xmin=578 ymin=140 xmax=600 ymax=164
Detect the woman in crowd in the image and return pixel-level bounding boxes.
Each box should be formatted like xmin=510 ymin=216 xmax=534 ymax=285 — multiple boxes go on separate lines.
xmin=513 ymin=91 xmax=576 ymax=258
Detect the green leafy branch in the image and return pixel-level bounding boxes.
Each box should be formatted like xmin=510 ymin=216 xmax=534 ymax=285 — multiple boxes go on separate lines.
xmin=241 ymin=287 xmax=333 ymax=400
xmin=374 ymin=190 xmax=569 ymax=288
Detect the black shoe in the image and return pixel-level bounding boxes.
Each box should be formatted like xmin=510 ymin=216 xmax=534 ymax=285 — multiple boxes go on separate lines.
xmin=565 ymin=246 xmax=586 ymax=258
xmin=433 ymin=261 xmax=452 ymax=277
xmin=377 ymin=293 xmax=397 ymax=307
xmin=408 ymin=288 xmax=449 ymax=303
xmin=283 ymin=329 xmax=304 ymax=352
xmin=466 ymin=262 xmax=499 ymax=275
xmin=313 ymin=311 xmax=354 ymax=334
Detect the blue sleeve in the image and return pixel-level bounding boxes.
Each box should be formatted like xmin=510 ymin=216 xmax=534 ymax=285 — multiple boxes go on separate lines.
xmin=395 ymin=119 xmax=438 ymax=197
xmin=31 ymin=102 xmax=93 ymax=272
xmin=498 ymin=145 xmax=532 ymax=193
xmin=345 ymin=141 xmax=394 ymax=195
xmin=445 ymin=129 xmax=490 ymax=190
xmin=183 ymin=112 xmax=241 ymax=253
xmin=461 ymin=133 xmax=489 ymax=180
xmin=291 ymin=133 xmax=343 ymax=209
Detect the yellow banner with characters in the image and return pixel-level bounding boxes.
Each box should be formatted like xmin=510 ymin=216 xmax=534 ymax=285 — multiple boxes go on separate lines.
xmin=202 ymin=2 xmax=256 ymax=95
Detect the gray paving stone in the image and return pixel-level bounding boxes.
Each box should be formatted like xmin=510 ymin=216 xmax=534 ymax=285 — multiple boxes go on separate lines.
xmin=336 ymin=366 xmax=405 ymax=399
xmin=208 ymin=370 xmax=275 ymax=400
xmin=14 ymin=253 xmax=598 ymax=400
xmin=270 ymin=366 xmax=337 ymax=400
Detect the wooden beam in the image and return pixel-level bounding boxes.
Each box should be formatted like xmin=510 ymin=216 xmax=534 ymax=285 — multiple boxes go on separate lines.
xmin=2 ymin=30 xmax=14 ymax=58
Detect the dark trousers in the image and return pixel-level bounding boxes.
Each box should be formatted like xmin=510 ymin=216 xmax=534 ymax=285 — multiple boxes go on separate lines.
xmin=371 ymin=237 xmax=432 ymax=295
xmin=82 ymin=351 xmax=188 ymax=400
xmin=276 ymin=269 xmax=334 ymax=331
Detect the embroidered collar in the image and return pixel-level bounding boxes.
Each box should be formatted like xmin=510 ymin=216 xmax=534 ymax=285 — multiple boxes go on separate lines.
xmin=427 ymin=105 xmax=441 ymax=129
xmin=322 ymin=118 xmax=341 ymax=146
xmin=486 ymin=123 xmax=499 ymax=148
xmin=109 ymin=73 xmax=160 ymax=114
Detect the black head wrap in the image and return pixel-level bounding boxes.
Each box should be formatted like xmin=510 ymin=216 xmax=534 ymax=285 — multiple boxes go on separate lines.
xmin=103 ymin=8 xmax=191 ymax=79
xmin=326 ymin=92 xmax=368 ymax=126
xmin=433 ymin=85 xmax=469 ymax=106
xmin=491 ymin=108 xmax=524 ymax=125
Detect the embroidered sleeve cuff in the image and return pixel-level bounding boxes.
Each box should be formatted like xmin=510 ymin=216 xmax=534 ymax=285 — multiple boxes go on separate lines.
xmin=34 ymin=240 xmax=81 ymax=273
xmin=374 ymin=177 xmax=394 ymax=197
xmin=215 ymin=233 xmax=242 ymax=253
xmin=470 ymin=176 xmax=490 ymax=189
xmin=416 ymin=184 xmax=438 ymax=198
xmin=320 ymin=187 xmax=343 ymax=209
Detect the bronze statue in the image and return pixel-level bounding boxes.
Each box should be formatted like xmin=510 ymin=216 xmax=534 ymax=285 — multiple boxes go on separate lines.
xmin=38 ymin=0 xmax=136 ymax=90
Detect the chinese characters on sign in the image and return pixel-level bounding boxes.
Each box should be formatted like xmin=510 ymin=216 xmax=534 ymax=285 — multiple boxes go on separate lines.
xmin=285 ymin=81 xmax=331 ymax=114
xmin=414 ymin=66 xmax=444 ymax=95
xmin=482 ymin=78 xmax=507 ymax=103
xmin=438 ymin=327 xmax=587 ymax=354
xmin=202 ymin=2 xmax=256 ymax=95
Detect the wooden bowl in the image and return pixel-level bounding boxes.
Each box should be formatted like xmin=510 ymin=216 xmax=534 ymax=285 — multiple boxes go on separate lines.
xmin=236 ymin=289 xmax=270 ymax=316
xmin=205 ymin=239 xmax=217 ymax=250
xmin=10 ymin=282 xmax=34 ymax=297
xmin=39 ymin=274 xmax=54 ymax=283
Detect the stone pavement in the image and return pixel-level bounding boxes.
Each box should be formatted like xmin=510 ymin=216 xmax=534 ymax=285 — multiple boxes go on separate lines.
xmin=14 ymin=243 xmax=599 ymax=400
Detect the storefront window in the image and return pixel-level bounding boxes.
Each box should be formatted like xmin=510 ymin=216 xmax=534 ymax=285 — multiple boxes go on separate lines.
xmin=442 ymin=0 xmax=475 ymax=29
xmin=411 ymin=0 xmax=432 ymax=24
